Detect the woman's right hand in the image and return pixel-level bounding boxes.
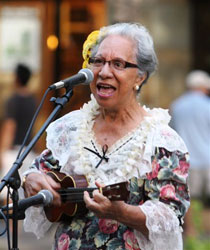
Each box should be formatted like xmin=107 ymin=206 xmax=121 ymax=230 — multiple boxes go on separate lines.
xmin=23 ymin=172 xmax=61 ymax=206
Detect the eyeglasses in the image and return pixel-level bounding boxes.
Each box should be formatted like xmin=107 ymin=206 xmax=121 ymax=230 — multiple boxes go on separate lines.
xmin=88 ymin=57 xmax=139 ymax=71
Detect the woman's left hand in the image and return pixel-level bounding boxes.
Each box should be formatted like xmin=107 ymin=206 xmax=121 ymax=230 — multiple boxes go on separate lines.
xmin=83 ymin=182 xmax=125 ymax=219
xmin=84 ymin=182 xmax=149 ymax=236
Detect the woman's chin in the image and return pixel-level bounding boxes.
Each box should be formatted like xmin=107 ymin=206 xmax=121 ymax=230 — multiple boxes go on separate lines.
xmin=96 ymin=96 xmax=117 ymax=110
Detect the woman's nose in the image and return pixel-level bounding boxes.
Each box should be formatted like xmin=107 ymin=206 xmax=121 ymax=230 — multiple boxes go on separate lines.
xmin=98 ymin=61 xmax=113 ymax=78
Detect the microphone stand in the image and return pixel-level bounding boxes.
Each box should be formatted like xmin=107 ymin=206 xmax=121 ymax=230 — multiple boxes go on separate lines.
xmin=0 ymin=87 xmax=73 ymax=250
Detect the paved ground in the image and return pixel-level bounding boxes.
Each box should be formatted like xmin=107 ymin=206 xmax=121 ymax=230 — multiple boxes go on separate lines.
xmin=0 ymin=220 xmax=55 ymax=250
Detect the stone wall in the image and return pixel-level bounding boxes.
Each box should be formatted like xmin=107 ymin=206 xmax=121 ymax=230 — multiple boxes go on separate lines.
xmin=107 ymin=0 xmax=191 ymax=108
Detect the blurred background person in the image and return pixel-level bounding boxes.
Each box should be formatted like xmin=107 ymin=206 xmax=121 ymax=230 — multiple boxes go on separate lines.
xmin=0 ymin=63 xmax=37 ymax=203
xmin=170 ymin=70 xmax=210 ymax=237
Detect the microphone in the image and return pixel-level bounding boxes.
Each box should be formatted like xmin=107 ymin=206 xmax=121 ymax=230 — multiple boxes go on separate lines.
xmin=1 ymin=190 xmax=53 ymax=212
xmin=49 ymin=68 xmax=94 ymax=90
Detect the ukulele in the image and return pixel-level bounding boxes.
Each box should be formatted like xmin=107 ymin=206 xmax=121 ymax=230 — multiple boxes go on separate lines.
xmin=44 ymin=170 xmax=129 ymax=222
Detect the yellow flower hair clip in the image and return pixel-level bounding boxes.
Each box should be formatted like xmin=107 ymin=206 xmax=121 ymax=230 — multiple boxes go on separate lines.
xmin=82 ymin=30 xmax=100 ymax=69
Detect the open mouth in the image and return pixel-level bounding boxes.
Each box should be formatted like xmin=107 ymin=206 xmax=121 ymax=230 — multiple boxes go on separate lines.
xmin=96 ymin=83 xmax=116 ymax=97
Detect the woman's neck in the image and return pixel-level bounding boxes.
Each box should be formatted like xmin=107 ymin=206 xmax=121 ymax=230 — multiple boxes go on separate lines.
xmin=93 ymin=103 xmax=148 ymax=148
xmin=99 ymin=102 xmax=146 ymax=124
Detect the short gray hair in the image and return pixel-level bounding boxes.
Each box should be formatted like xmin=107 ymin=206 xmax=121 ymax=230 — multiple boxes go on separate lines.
xmin=91 ymin=22 xmax=158 ymax=83
xmin=186 ymin=70 xmax=210 ymax=89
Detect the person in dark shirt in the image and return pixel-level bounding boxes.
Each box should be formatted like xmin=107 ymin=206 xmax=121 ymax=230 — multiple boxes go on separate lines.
xmin=0 ymin=63 xmax=37 ymax=200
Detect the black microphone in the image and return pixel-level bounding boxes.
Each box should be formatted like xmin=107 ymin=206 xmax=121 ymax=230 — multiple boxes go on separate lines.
xmin=1 ymin=190 xmax=53 ymax=212
xmin=49 ymin=68 xmax=94 ymax=90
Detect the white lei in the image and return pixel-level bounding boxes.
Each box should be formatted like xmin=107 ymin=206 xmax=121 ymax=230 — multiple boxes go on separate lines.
xmin=46 ymin=94 xmax=188 ymax=186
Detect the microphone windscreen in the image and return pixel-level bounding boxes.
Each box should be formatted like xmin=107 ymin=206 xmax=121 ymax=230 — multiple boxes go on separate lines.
xmin=39 ymin=189 xmax=53 ymax=206
xmin=78 ymin=68 xmax=94 ymax=85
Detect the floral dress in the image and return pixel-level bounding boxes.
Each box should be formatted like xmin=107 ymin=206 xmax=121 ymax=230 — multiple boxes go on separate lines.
xmin=23 ymin=95 xmax=190 ymax=250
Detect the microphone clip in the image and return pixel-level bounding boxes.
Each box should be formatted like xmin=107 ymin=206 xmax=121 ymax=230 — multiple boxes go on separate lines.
xmin=50 ymin=88 xmax=74 ymax=107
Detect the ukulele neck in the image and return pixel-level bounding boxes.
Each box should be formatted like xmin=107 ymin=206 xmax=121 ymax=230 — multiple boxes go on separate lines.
xmin=59 ymin=187 xmax=96 ymax=203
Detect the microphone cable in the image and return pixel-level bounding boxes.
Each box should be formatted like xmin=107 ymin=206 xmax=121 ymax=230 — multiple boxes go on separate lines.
xmin=16 ymin=87 xmax=51 ymax=159
xmin=0 ymin=187 xmax=11 ymax=249
xmin=0 ymin=209 xmax=7 ymax=236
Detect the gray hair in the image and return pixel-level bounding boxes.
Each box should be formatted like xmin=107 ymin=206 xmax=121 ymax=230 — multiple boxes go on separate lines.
xmin=91 ymin=22 xmax=158 ymax=83
xmin=186 ymin=70 xmax=210 ymax=89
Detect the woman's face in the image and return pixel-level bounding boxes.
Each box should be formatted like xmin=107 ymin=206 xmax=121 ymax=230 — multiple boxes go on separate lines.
xmin=89 ymin=35 xmax=145 ymax=110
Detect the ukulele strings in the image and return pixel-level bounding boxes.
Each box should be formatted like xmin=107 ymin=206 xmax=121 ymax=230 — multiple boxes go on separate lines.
xmin=58 ymin=187 xmax=96 ymax=194
xmin=58 ymin=188 xmax=96 ymax=202
xmin=57 ymin=184 xmax=123 ymax=202
xmin=58 ymin=184 xmax=121 ymax=196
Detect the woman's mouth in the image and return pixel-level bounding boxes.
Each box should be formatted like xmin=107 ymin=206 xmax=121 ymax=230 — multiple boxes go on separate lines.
xmin=96 ymin=83 xmax=116 ymax=97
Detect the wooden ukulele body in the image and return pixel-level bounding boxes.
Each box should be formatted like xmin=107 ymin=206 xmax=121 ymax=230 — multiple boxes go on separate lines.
xmin=44 ymin=171 xmax=89 ymax=222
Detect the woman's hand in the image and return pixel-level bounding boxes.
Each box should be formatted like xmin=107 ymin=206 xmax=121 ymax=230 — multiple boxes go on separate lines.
xmin=23 ymin=172 xmax=61 ymax=206
xmin=84 ymin=181 xmax=148 ymax=236
xmin=83 ymin=181 xmax=126 ymax=220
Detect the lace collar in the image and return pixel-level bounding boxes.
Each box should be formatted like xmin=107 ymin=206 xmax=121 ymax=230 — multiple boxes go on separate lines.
xmin=79 ymin=94 xmax=171 ymax=151
xmin=56 ymin=94 xmax=181 ymax=185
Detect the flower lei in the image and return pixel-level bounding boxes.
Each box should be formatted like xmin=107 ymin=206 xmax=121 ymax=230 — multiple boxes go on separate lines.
xmin=82 ymin=30 xmax=100 ymax=68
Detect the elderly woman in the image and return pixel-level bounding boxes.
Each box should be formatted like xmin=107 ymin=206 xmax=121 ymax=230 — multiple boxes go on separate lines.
xmin=22 ymin=22 xmax=190 ymax=250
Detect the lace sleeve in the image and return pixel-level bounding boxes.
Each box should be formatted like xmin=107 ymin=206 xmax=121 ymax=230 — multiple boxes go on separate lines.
xmin=135 ymin=147 xmax=190 ymax=250
xmin=135 ymin=200 xmax=183 ymax=250
xmin=22 ymin=149 xmax=61 ymax=238
xmin=146 ymin=147 xmax=190 ymax=219
xmin=23 ymin=206 xmax=53 ymax=239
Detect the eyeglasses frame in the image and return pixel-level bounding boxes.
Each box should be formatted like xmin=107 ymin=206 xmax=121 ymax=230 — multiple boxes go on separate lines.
xmin=88 ymin=57 xmax=139 ymax=70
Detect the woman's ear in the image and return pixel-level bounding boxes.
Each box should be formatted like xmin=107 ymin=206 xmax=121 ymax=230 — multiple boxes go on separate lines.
xmin=136 ymin=72 xmax=147 ymax=86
